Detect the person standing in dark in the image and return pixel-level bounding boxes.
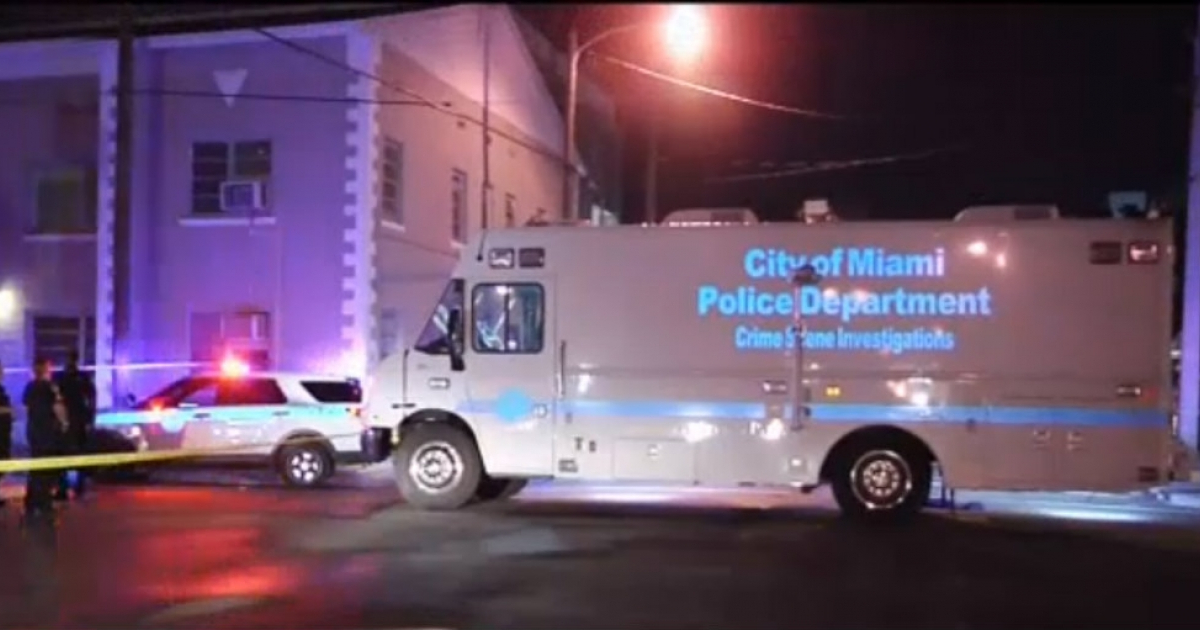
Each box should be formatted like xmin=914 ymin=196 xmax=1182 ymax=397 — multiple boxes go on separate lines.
xmin=0 ymin=359 xmax=14 ymax=508
xmin=54 ymin=351 xmax=95 ymax=499
xmin=23 ymin=357 xmax=66 ymax=518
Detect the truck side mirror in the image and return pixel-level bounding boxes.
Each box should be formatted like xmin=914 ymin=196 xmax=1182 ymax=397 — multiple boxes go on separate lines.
xmin=123 ymin=392 xmax=136 ymax=408
xmin=446 ymin=308 xmax=465 ymax=372
xmin=792 ymin=264 xmax=822 ymax=287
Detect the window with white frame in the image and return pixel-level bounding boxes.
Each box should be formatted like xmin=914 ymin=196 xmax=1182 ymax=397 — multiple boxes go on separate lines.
xmin=504 ymin=193 xmax=517 ymax=227
xmin=190 ymin=140 xmax=272 ymax=216
xmin=31 ymin=315 xmax=96 ymax=367
xmin=451 ymin=168 xmax=468 ymax=243
xmin=380 ymin=138 xmax=403 ymax=224
xmin=189 ymin=310 xmax=272 ymax=370
xmin=33 ymin=166 xmax=97 ymax=235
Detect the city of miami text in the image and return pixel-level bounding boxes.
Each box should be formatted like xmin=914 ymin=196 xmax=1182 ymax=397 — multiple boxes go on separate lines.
xmin=696 ymin=246 xmax=995 ymax=354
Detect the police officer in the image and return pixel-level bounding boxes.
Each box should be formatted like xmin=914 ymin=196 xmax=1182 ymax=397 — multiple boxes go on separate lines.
xmin=23 ymin=357 xmax=66 ymax=517
xmin=54 ymin=350 xmax=95 ymax=499
xmin=0 ymin=359 xmax=13 ymax=508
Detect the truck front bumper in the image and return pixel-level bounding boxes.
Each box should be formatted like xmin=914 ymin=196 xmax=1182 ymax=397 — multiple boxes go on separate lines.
xmin=360 ymin=427 xmax=394 ymax=463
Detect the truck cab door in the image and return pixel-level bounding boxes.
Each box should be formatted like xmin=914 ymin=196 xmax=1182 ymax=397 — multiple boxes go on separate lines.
xmin=460 ymin=276 xmax=557 ymax=477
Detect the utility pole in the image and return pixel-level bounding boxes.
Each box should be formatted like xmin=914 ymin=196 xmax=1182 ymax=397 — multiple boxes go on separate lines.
xmin=1180 ymin=9 xmax=1200 ymax=455
xmin=480 ymin=5 xmax=492 ymax=231
xmin=561 ymin=26 xmax=579 ymax=222
xmin=644 ymin=101 xmax=659 ymax=224
xmin=111 ymin=7 xmax=135 ymax=400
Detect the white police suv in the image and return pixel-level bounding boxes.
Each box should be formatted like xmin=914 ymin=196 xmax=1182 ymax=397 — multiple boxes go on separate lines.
xmin=95 ymin=368 xmax=365 ymax=487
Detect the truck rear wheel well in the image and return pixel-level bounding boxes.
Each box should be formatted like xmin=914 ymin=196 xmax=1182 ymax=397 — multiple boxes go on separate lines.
xmin=399 ymin=409 xmax=479 ymax=448
xmin=818 ymin=425 xmax=937 ymax=483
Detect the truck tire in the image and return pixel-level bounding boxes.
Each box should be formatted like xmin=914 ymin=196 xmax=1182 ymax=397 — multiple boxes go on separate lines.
xmin=830 ymin=443 xmax=930 ymax=522
xmin=474 ymin=476 xmax=528 ymax=503
xmin=394 ymin=423 xmax=482 ymax=510
xmin=278 ymin=442 xmax=334 ymax=488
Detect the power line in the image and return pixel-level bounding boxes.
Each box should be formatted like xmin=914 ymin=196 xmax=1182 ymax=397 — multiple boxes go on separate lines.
xmin=705 ymin=145 xmax=967 ymax=184
xmin=131 ymin=88 xmax=433 ymax=106
xmin=594 ymin=53 xmax=853 ymax=122
xmin=251 ymin=27 xmax=575 ymax=171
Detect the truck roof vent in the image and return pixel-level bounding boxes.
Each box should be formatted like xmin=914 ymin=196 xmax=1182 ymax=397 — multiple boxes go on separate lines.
xmin=658 ymin=208 xmax=760 ymax=227
xmin=954 ymin=204 xmax=1061 ymax=222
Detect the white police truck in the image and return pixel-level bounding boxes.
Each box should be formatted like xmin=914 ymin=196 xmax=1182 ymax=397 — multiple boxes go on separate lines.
xmin=360 ymin=206 xmax=1183 ymax=520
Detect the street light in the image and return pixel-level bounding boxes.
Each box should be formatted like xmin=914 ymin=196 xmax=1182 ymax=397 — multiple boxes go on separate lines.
xmin=561 ymin=5 xmax=707 ymax=223
xmin=663 ymin=4 xmax=707 ymax=62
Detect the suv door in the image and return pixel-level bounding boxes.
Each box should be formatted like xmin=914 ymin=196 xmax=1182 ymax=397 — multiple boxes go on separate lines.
xmin=149 ymin=377 xmax=218 ymax=451
xmin=211 ymin=377 xmax=290 ymax=455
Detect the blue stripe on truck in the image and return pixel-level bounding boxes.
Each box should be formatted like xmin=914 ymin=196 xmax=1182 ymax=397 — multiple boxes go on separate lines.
xmin=457 ymin=396 xmax=1167 ymax=428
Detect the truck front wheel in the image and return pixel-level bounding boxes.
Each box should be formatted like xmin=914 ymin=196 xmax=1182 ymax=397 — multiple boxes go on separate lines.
xmin=830 ymin=444 xmax=930 ymax=522
xmin=394 ymin=423 xmax=482 ymax=510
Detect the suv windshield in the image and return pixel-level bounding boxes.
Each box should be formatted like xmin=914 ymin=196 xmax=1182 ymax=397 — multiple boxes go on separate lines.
xmin=413 ymin=279 xmax=464 ymax=355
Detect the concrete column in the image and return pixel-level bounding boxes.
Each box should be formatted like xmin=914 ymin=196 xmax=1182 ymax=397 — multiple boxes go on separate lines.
xmin=1180 ymin=12 xmax=1200 ymax=451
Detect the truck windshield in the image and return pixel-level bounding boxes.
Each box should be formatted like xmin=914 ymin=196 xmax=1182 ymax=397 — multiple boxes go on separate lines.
xmin=413 ymin=279 xmax=464 ymax=355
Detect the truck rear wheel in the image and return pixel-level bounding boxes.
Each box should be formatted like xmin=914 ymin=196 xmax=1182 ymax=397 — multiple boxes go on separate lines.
xmin=830 ymin=443 xmax=930 ymax=522
xmin=474 ymin=476 xmax=528 ymax=503
xmin=394 ymin=423 xmax=482 ymax=510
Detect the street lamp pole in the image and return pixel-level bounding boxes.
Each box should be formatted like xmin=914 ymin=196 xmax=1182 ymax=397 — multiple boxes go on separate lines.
xmin=561 ymin=25 xmax=579 ymax=223
xmin=560 ymin=7 xmax=706 ymax=224
xmin=561 ymin=22 xmax=643 ymax=223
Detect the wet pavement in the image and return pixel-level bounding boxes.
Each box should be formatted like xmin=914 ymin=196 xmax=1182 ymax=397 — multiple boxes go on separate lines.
xmin=1 ymin=471 xmax=1200 ymax=630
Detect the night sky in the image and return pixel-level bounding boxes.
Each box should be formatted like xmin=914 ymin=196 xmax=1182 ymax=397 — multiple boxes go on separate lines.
xmin=520 ymin=4 xmax=1197 ymax=223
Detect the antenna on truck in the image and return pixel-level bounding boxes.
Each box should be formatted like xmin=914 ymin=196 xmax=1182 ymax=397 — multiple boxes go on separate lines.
xmin=473 ymin=230 xmax=488 ymax=262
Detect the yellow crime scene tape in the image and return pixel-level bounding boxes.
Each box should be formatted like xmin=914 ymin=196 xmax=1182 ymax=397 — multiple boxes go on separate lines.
xmin=0 ymin=432 xmax=368 ymax=474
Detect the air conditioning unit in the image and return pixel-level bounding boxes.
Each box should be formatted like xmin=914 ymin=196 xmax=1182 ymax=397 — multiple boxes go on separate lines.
xmin=219 ymin=180 xmax=266 ymax=212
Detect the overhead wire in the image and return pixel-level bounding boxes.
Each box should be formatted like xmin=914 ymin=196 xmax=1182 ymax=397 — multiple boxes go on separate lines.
xmin=253 ymin=24 xmax=970 ymax=185
xmin=251 ymin=27 xmax=574 ymax=171
xmin=593 ymin=53 xmax=853 ymax=122
xmin=705 ymin=145 xmax=968 ymax=184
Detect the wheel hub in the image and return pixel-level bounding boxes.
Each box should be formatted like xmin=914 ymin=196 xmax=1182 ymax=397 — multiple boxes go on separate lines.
xmin=288 ymin=450 xmax=324 ymax=484
xmin=410 ymin=441 xmax=463 ymax=494
xmin=850 ymin=450 xmax=913 ymax=510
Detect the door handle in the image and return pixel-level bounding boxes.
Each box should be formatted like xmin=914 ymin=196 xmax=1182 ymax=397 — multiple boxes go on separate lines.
xmin=556 ymin=340 xmax=566 ymax=398
xmin=761 ymin=380 xmax=787 ymax=395
xmin=272 ymin=411 xmax=289 ymax=418
xmin=193 ymin=412 xmax=211 ymax=420
xmin=1031 ymin=428 xmax=1050 ymax=441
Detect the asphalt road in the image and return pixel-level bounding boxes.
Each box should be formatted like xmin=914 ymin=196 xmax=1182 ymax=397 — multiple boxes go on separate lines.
xmin=1 ymin=471 xmax=1199 ymax=630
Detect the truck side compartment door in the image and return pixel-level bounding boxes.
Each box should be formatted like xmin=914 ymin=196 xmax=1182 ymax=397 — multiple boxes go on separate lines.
xmin=982 ymin=394 xmax=1057 ymax=490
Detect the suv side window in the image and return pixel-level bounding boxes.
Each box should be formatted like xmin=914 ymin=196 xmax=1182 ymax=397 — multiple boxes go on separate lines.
xmin=301 ymin=380 xmax=362 ymax=403
xmin=176 ymin=378 xmax=218 ymax=407
xmin=216 ymin=378 xmax=288 ymax=406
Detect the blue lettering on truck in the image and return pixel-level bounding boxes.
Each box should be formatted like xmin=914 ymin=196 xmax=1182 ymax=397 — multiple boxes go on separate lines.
xmin=698 ymin=246 xmax=995 ymax=354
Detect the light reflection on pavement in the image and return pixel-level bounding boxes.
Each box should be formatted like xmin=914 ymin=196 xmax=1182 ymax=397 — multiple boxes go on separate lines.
xmin=0 ymin=472 xmax=1197 ymax=629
